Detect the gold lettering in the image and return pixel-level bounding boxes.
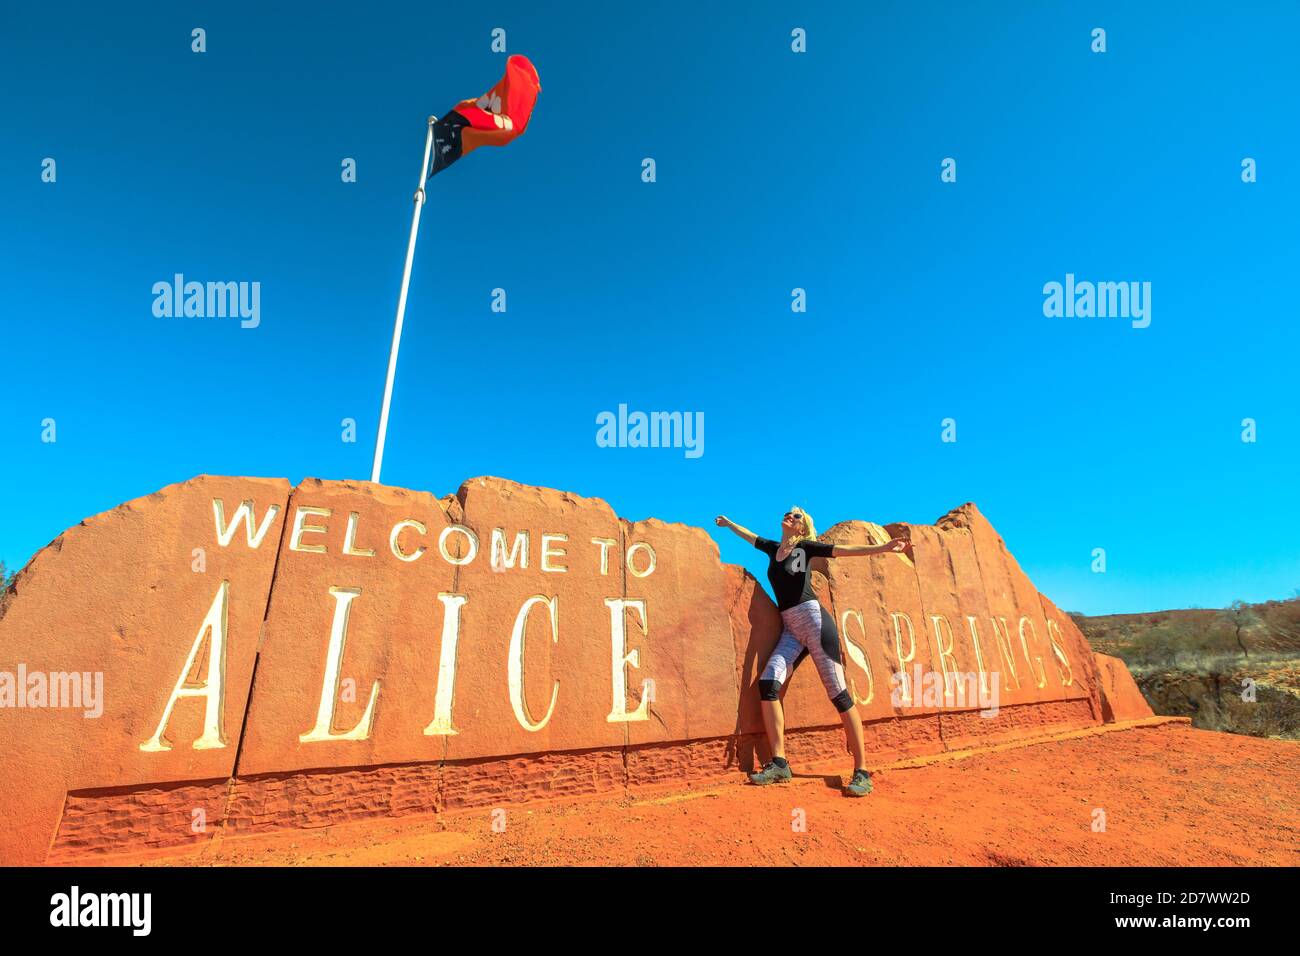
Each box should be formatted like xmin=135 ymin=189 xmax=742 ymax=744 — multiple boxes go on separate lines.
xmin=604 ymin=598 xmax=650 ymax=722
xmin=490 ymin=528 xmax=529 ymax=570
xmin=989 ymin=616 xmax=1021 ymax=690
xmin=212 ymin=498 xmax=281 ymax=548
xmin=438 ymin=524 xmax=478 ymax=565
xmin=140 ymin=581 xmax=230 ymax=752
xmin=965 ymin=616 xmax=992 ymax=698
xmin=930 ymin=614 xmax=959 ymax=704
xmin=289 ymin=506 xmax=331 ymax=553
xmin=342 ymin=511 xmax=376 ymax=557
xmin=1045 ymin=619 xmax=1075 ymax=686
xmin=626 ymin=542 xmax=656 ymax=578
xmin=423 ymin=593 xmax=467 ymax=736
xmin=300 ymin=587 xmax=380 ymax=742
xmin=590 ymin=537 xmax=617 ymax=575
xmin=840 ymin=609 xmax=874 ymax=705
xmin=1018 ymin=617 xmax=1048 ymax=689
xmin=389 ymin=519 xmax=427 ymax=561
xmin=508 ymin=595 xmax=560 ymax=732
xmin=541 ymin=533 xmax=568 ymax=573
xmin=890 ymin=611 xmax=917 ymax=705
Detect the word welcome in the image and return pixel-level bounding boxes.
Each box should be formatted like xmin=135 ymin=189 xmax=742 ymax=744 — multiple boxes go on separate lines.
xmin=212 ymin=498 xmax=660 ymax=576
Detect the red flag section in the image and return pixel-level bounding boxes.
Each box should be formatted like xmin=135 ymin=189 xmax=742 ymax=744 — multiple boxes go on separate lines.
xmin=429 ymin=55 xmax=541 ymax=178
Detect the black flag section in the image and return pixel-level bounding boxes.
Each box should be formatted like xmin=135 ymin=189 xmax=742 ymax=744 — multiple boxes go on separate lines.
xmin=428 ymin=112 xmax=472 ymax=179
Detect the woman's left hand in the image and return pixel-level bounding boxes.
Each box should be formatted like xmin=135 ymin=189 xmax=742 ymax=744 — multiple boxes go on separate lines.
xmin=886 ymin=538 xmax=908 ymax=553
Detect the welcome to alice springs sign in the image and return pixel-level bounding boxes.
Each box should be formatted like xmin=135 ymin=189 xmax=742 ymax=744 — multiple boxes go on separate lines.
xmin=0 ymin=475 xmax=1150 ymax=863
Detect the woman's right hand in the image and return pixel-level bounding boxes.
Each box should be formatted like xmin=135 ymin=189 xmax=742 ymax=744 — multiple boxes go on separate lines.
xmin=715 ymin=515 xmax=729 ymax=528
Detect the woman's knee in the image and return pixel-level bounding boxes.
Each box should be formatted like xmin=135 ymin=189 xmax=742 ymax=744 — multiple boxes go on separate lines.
xmin=759 ymin=679 xmax=783 ymax=702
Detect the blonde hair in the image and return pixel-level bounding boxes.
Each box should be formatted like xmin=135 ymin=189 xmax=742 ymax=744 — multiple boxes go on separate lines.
xmin=787 ymin=506 xmax=816 ymax=540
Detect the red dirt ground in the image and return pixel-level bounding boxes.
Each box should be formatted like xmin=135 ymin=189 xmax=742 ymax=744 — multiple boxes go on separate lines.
xmin=114 ymin=721 xmax=1297 ymax=867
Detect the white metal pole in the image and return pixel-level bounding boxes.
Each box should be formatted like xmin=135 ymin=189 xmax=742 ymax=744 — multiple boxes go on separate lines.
xmin=371 ymin=115 xmax=437 ymax=484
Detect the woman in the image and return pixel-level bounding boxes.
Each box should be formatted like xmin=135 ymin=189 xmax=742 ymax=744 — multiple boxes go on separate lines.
xmin=715 ymin=508 xmax=907 ymax=797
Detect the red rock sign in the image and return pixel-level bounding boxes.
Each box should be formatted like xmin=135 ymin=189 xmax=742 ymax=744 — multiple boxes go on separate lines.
xmin=0 ymin=476 xmax=1148 ymax=863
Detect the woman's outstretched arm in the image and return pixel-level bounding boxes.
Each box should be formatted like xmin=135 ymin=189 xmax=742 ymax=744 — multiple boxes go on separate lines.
xmin=715 ymin=515 xmax=759 ymax=545
xmin=830 ymin=538 xmax=908 ymax=558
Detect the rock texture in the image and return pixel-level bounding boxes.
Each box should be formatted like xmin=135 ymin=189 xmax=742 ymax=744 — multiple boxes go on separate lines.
xmin=0 ymin=475 xmax=1131 ymax=864
xmin=1093 ymin=652 xmax=1156 ymax=722
xmin=0 ymin=476 xmax=290 ymax=865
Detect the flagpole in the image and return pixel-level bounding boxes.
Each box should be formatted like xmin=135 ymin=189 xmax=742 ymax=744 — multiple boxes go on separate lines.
xmin=371 ymin=115 xmax=437 ymax=484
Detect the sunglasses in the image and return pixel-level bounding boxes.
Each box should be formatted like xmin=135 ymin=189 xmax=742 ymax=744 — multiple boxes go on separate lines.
xmin=783 ymin=512 xmax=803 ymax=521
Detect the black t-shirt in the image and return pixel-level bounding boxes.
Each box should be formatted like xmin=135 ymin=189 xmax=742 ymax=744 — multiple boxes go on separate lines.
xmin=754 ymin=536 xmax=835 ymax=610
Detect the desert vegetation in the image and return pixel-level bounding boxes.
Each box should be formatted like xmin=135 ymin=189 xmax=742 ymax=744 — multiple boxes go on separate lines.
xmin=1073 ymin=595 xmax=1300 ymax=740
xmin=0 ymin=560 xmax=13 ymax=613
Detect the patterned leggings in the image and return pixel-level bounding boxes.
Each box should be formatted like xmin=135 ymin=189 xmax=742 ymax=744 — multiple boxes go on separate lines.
xmin=759 ymin=599 xmax=854 ymax=713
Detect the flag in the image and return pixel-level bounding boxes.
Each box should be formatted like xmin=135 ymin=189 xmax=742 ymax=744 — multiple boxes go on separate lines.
xmin=428 ymin=55 xmax=541 ymax=179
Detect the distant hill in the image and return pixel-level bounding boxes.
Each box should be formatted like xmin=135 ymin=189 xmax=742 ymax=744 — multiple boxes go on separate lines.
xmin=1072 ymin=596 xmax=1300 ymax=740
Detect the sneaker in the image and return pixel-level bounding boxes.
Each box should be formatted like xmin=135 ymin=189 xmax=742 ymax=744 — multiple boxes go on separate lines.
xmin=749 ymin=760 xmax=792 ymax=786
xmin=845 ymin=768 xmax=873 ymax=797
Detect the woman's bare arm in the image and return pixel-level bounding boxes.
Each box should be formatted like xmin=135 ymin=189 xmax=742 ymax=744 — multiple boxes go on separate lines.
xmin=830 ymin=538 xmax=908 ymax=558
xmin=715 ymin=515 xmax=759 ymax=546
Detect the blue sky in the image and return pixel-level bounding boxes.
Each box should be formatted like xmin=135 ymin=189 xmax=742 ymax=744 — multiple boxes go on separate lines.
xmin=2 ymin=2 xmax=1297 ymax=615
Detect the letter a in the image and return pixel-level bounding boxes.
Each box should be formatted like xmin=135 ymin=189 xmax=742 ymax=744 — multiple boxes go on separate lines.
xmin=140 ymin=581 xmax=231 ymax=751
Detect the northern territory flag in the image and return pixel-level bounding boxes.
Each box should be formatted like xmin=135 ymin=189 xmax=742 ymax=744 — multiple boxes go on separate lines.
xmin=428 ymin=55 xmax=541 ymax=179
